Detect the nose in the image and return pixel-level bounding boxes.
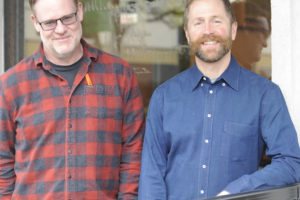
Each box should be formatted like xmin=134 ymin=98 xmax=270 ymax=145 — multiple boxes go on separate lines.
xmin=263 ymin=37 xmax=268 ymax=48
xmin=262 ymin=40 xmax=267 ymax=48
xmin=204 ymin=22 xmax=213 ymax=35
xmin=261 ymin=34 xmax=268 ymax=48
xmin=54 ymin=19 xmax=67 ymax=33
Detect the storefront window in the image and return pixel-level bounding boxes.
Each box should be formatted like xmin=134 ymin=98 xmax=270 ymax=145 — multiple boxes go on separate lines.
xmin=24 ymin=0 xmax=271 ymax=108
xmin=231 ymin=0 xmax=271 ymax=79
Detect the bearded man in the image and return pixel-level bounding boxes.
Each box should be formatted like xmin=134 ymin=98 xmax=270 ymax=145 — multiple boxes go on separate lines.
xmin=138 ymin=0 xmax=300 ymax=199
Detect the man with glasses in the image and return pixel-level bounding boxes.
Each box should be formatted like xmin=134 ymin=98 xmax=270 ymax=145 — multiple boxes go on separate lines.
xmin=0 ymin=0 xmax=145 ymax=199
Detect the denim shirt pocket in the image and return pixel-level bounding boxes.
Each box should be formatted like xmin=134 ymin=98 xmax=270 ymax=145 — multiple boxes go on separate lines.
xmin=222 ymin=121 xmax=258 ymax=161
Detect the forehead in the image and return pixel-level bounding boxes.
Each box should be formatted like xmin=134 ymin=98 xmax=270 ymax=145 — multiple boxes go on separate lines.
xmin=188 ymin=0 xmax=229 ymax=20
xmin=34 ymin=0 xmax=76 ymax=20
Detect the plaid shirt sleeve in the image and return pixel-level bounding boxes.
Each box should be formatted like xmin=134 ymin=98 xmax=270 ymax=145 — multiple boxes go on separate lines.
xmin=118 ymin=61 xmax=145 ymax=200
xmin=0 ymin=78 xmax=16 ymax=200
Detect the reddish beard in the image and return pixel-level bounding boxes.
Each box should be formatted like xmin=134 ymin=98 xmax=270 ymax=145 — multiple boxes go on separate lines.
xmin=190 ymin=34 xmax=232 ymax=63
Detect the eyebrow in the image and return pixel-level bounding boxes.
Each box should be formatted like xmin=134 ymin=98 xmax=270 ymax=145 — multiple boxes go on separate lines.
xmin=44 ymin=13 xmax=74 ymax=22
xmin=192 ymin=15 xmax=225 ymax=21
xmin=37 ymin=9 xmax=77 ymax=23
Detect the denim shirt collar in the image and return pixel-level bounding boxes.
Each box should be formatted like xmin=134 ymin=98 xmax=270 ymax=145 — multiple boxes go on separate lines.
xmin=190 ymin=55 xmax=240 ymax=91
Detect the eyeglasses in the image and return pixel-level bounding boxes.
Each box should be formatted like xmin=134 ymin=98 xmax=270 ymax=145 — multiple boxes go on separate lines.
xmin=36 ymin=11 xmax=78 ymax=31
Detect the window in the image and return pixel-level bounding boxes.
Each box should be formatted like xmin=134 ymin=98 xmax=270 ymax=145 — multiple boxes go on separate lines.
xmin=24 ymin=0 xmax=271 ymax=108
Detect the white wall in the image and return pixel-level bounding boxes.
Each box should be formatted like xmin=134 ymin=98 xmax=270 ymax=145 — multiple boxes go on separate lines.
xmin=0 ymin=0 xmax=4 ymax=74
xmin=272 ymin=0 xmax=300 ymax=144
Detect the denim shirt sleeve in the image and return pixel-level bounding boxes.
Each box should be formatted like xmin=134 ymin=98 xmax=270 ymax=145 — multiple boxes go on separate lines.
xmin=223 ymin=84 xmax=300 ymax=194
xmin=138 ymin=87 xmax=168 ymax=200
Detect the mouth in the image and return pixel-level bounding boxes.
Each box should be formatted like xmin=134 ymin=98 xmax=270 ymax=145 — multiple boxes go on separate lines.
xmin=200 ymin=40 xmax=220 ymax=50
xmin=202 ymin=41 xmax=218 ymax=45
xmin=54 ymin=36 xmax=70 ymax=41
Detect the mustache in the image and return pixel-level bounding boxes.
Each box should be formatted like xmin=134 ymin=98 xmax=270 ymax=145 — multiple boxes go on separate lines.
xmin=195 ymin=34 xmax=226 ymax=44
xmin=190 ymin=34 xmax=232 ymax=54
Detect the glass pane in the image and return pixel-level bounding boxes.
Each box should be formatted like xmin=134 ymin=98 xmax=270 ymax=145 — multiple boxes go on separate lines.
xmin=24 ymin=0 xmax=272 ymax=109
xmin=231 ymin=0 xmax=271 ymax=79
xmin=81 ymin=0 xmax=189 ymax=108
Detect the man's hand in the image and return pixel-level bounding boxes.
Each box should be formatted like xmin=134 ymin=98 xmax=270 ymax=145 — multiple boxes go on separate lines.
xmin=217 ymin=190 xmax=230 ymax=197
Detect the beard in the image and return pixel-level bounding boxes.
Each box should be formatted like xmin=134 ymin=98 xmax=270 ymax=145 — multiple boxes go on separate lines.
xmin=41 ymin=24 xmax=83 ymax=60
xmin=190 ymin=34 xmax=232 ymax=63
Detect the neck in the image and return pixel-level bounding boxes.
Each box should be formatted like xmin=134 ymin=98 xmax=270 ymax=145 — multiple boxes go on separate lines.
xmin=195 ymin=52 xmax=231 ymax=79
xmin=44 ymin=44 xmax=83 ymax=66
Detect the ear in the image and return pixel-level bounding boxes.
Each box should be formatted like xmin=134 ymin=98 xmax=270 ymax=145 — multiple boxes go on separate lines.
xmin=31 ymin=14 xmax=41 ymax=33
xmin=77 ymin=2 xmax=84 ymax=22
xmin=184 ymin=27 xmax=191 ymax=44
xmin=231 ymin=21 xmax=238 ymax=41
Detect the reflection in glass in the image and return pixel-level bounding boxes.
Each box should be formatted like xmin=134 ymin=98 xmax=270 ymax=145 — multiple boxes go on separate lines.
xmin=231 ymin=0 xmax=271 ymax=79
xmin=80 ymin=0 xmax=187 ymax=107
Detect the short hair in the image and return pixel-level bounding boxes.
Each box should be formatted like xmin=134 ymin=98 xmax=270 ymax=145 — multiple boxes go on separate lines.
xmin=231 ymin=0 xmax=270 ymax=33
xmin=184 ymin=0 xmax=236 ymax=29
xmin=28 ymin=0 xmax=79 ymax=11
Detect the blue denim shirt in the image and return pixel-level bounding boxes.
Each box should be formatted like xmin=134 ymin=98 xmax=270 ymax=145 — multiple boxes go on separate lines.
xmin=138 ymin=56 xmax=300 ymax=200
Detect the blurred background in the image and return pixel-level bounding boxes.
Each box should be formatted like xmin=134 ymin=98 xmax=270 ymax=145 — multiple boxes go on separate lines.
xmin=23 ymin=0 xmax=271 ymax=109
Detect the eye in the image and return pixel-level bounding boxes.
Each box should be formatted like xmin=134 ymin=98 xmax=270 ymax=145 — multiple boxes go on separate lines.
xmin=62 ymin=15 xmax=73 ymax=22
xmin=43 ymin=20 xmax=56 ymax=26
xmin=194 ymin=21 xmax=203 ymax=26
xmin=214 ymin=20 xmax=221 ymax=24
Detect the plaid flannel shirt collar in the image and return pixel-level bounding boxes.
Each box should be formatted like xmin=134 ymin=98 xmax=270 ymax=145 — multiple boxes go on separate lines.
xmin=31 ymin=39 xmax=98 ymax=71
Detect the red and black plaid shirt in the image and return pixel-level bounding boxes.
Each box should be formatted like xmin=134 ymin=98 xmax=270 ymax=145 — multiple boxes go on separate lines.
xmin=0 ymin=40 xmax=145 ymax=200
